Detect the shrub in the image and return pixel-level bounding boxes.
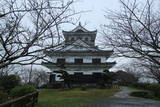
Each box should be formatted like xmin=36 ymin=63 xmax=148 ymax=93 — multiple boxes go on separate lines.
xmin=131 ymin=83 xmax=149 ymax=89
xmin=0 ymin=75 xmax=21 ymax=92
xmin=97 ymin=81 xmax=106 ymax=89
xmin=80 ymin=84 xmax=87 ymax=91
xmin=147 ymin=84 xmax=160 ymax=97
xmin=10 ymin=85 xmax=37 ymax=98
xmin=130 ymin=91 xmax=154 ymax=99
xmin=131 ymin=83 xmax=160 ymax=98
xmin=46 ymin=83 xmax=62 ymax=89
xmin=0 ymin=89 xmax=8 ymax=103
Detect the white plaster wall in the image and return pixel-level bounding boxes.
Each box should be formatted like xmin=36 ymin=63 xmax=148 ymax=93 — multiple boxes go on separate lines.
xmin=66 ymin=57 xmax=74 ymax=63
xmin=51 ymin=57 xmax=57 ymax=63
xmin=101 ymin=57 xmax=106 ymax=63
xmin=53 ymin=73 xmax=63 ymax=81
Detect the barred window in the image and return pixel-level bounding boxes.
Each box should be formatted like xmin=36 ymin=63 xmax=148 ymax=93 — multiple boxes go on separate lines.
xmin=57 ymin=58 xmax=65 ymax=64
xmin=74 ymin=58 xmax=83 ymax=64
xmin=85 ymin=37 xmax=88 ymax=41
xmin=92 ymin=58 xmax=101 ymax=64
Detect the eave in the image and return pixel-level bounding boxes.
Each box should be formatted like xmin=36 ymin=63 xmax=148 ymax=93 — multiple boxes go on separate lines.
xmin=44 ymin=50 xmax=114 ymax=57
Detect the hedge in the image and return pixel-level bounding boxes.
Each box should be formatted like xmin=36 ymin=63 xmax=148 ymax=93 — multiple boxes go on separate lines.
xmin=131 ymin=83 xmax=160 ymax=98
xmin=0 ymin=89 xmax=8 ymax=103
xmin=10 ymin=85 xmax=37 ymax=98
xmin=130 ymin=91 xmax=154 ymax=99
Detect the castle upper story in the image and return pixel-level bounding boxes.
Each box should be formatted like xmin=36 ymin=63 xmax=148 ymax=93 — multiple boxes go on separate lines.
xmin=62 ymin=22 xmax=97 ymax=46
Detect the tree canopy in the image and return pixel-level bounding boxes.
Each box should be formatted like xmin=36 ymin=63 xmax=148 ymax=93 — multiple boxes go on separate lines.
xmin=103 ymin=0 xmax=160 ymax=66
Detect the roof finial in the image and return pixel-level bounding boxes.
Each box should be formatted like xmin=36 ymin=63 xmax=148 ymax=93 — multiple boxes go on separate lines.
xmin=79 ymin=22 xmax=81 ymax=26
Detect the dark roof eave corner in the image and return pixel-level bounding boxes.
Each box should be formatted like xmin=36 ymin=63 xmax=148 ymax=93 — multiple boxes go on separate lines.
xmin=107 ymin=61 xmax=116 ymax=68
xmin=102 ymin=50 xmax=114 ymax=56
xmin=111 ymin=49 xmax=114 ymax=54
xmin=41 ymin=60 xmax=54 ymax=65
xmin=93 ymin=30 xmax=97 ymax=33
xmin=62 ymin=30 xmax=67 ymax=34
xmin=107 ymin=61 xmax=116 ymax=65
xmin=105 ymin=49 xmax=114 ymax=55
xmin=112 ymin=61 xmax=116 ymax=68
xmin=112 ymin=61 xmax=116 ymax=65
xmin=41 ymin=61 xmax=46 ymax=65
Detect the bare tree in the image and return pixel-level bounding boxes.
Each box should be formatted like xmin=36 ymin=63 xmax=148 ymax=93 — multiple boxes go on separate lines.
xmin=0 ymin=0 xmax=76 ymax=69
xmin=136 ymin=61 xmax=160 ymax=83
xmin=102 ymin=0 xmax=160 ymax=66
xmin=19 ymin=66 xmax=49 ymax=87
xmin=145 ymin=64 xmax=160 ymax=83
xmin=0 ymin=65 xmax=15 ymax=76
xmin=122 ymin=61 xmax=143 ymax=81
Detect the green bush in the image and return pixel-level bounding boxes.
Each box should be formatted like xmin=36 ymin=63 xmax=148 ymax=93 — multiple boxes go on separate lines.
xmin=131 ymin=83 xmax=160 ymax=98
xmin=10 ymin=85 xmax=37 ymax=98
xmin=131 ymin=83 xmax=149 ymax=89
xmin=0 ymin=75 xmax=21 ymax=92
xmin=97 ymin=81 xmax=106 ymax=89
xmin=80 ymin=84 xmax=87 ymax=91
xmin=0 ymin=89 xmax=8 ymax=103
xmin=147 ymin=84 xmax=160 ymax=97
xmin=130 ymin=91 xmax=154 ymax=99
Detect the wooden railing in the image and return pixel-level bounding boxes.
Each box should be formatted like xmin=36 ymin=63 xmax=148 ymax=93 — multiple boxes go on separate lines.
xmin=0 ymin=91 xmax=38 ymax=107
xmin=112 ymin=85 xmax=120 ymax=89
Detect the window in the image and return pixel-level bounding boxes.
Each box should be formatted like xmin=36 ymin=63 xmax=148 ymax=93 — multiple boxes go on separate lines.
xmin=92 ymin=58 xmax=101 ymax=64
xmin=91 ymin=39 xmax=94 ymax=42
xmin=78 ymin=37 xmax=82 ymax=40
xmin=85 ymin=37 xmax=88 ymax=41
xmin=74 ymin=72 xmax=83 ymax=82
xmin=57 ymin=58 xmax=65 ymax=64
xmin=93 ymin=73 xmax=102 ymax=81
xmin=71 ymin=37 xmax=75 ymax=41
xmin=74 ymin=58 xmax=83 ymax=64
xmin=65 ymin=38 xmax=69 ymax=41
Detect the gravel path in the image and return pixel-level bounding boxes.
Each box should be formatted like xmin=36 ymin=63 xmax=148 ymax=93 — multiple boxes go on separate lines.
xmin=92 ymin=87 xmax=160 ymax=107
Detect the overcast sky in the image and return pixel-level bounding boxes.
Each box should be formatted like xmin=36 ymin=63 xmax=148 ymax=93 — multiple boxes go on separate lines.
xmin=63 ymin=0 xmax=159 ymax=32
xmin=63 ymin=0 xmax=120 ymax=31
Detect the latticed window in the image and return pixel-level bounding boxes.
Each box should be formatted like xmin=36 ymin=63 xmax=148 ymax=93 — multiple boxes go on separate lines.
xmin=57 ymin=58 xmax=65 ymax=64
xmin=92 ymin=58 xmax=101 ymax=64
xmin=85 ymin=37 xmax=88 ymax=41
xmin=71 ymin=37 xmax=75 ymax=41
xmin=74 ymin=58 xmax=83 ymax=64
xmin=91 ymin=39 xmax=94 ymax=42
xmin=78 ymin=37 xmax=82 ymax=40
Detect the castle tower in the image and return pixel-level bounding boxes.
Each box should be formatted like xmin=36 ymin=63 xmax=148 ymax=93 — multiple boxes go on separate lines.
xmin=42 ymin=23 xmax=116 ymax=82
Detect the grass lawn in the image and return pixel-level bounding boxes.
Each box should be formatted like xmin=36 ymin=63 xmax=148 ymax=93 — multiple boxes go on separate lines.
xmin=36 ymin=88 xmax=120 ymax=107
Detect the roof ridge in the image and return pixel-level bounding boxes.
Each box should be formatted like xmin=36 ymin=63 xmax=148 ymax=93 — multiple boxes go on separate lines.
xmin=62 ymin=23 xmax=97 ymax=33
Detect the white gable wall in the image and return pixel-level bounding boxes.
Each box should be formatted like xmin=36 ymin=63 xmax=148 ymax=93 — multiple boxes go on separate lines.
xmin=62 ymin=39 xmax=97 ymax=51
